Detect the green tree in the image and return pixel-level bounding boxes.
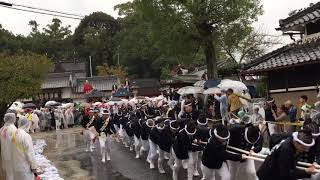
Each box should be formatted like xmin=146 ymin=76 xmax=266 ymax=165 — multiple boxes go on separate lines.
xmin=115 ymin=3 xmax=162 ymax=78
xmin=0 ymin=24 xmax=25 ymax=53
xmin=27 ymin=18 xmax=73 ymax=61
xmin=73 ymin=12 xmax=120 ymax=74
xmin=96 ymin=63 xmax=128 ymax=83
xmin=116 ymin=2 xmax=202 ymax=79
xmin=220 ymin=26 xmax=280 ymax=64
xmin=0 ymin=52 xmax=52 ymax=124
xmin=132 ymin=0 xmax=263 ymax=79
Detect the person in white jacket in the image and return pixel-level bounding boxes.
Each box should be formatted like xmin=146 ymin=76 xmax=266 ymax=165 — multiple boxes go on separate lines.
xmin=31 ymin=112 xmax=40 ymax=133
xmin=12 ymin=116 xmax=38 ymax=180
xmin=0 ymin=113 xmax=17 ymax=180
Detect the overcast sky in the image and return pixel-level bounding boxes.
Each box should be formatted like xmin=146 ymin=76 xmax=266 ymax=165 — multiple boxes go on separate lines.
xmin=0 ymin=0 xmax=319 ymax=44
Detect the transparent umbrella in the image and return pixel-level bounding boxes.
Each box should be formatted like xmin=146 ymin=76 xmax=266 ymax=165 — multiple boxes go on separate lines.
xmin=178 ymin=86 xmax=204 ymax=95
xmin=203 ymin=87 xmax=221 ymax=95
xmin=218 ymin=79 xmax=247 ymax=94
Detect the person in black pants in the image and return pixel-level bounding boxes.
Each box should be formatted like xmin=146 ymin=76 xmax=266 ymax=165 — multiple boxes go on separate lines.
xmin=201 ymin=123 xmax=246 ymax=180
xmin=257 ymin=129 xmax=317 ymax=180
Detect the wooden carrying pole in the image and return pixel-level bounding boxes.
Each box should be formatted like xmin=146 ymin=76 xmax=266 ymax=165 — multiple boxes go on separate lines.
xmin=235 ymin=153 xmax=320 ymax=173
xmin=227 ymin=145 xmax=320 ymax=169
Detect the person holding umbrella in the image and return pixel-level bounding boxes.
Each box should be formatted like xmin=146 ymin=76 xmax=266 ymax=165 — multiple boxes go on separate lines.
xmin=214 ymin=89 xmax=229 ymax=124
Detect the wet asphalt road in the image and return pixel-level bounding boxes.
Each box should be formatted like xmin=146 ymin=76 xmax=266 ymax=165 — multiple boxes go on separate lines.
xmin=32 ymin=127 xmax=261 ymax=180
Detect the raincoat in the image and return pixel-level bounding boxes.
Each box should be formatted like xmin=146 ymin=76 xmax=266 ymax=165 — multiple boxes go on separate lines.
xmin=12 ymin=117 xmax=38 ymax=180
xmin=0 ymin=113 xmax=17 ymax=180
xmin=65 ymin=108 xmax=74 ymax=125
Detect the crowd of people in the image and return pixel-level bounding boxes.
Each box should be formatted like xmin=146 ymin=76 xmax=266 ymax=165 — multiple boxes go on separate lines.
xmin=79 ymin=90 xmax=320 ymax=180
xmin=12 ymin=105 xmax=76 ymax=133
xmin=0 ymin=103 xmax=78 ymax=179
xmin=1 ymin=86 xmax=320 ymax=180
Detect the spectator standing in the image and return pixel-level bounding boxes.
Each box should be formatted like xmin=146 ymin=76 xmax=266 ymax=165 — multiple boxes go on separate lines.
xmin=272 ymin=105 xmax=289 ymax=133
xmin=265 ymin=98 xmax=277 ymax=135
xmin=214 ymin=90 xmax=229 ymax=124
xmin=227 ymin=89 xmax=242 ymax=115
xmin=299 ymin=95 xmax=309 ymax=119
xmin=285 ymin=100 xmax=297 ymax=133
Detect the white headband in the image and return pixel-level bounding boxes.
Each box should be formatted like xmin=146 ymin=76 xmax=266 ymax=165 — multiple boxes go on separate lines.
xmin=301 ymin=126 xmax=320 ymax=137
xmin=184 ymin=103 xmax=192 ymax=107
xmin=244 ymin=128 xmax=260 ymax=144
xmin=313 ymin=128 xmax=320 ymax=137
xmin=146 ymin=119 xmax=155 ymax=128
xmin=213 ymin=128 xmax=230 ymax=140
xmin=156 ymin=124 xmax=165 ymax=130
xmin=292 ymin=132 xmax=315 ymax=147
xmin=185 ymin=125 xmax=196 ymax=136
xmin=197 ymin=119 xmax=208 ymax=126
xmin=170 ymin=120 xmax=179 ymax=130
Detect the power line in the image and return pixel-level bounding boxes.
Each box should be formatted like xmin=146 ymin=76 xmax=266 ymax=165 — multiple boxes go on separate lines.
xmin=0 ymin=5 xmax=82 ymax=20
xmin=12 ymin=2 xmax=84 ymax=18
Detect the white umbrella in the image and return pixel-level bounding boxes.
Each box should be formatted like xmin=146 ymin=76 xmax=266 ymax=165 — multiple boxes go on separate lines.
xmin=45 ymin=101 xmax=59 ymax=107
xmin=203 ymin=87 xmax=221 ymax=95
xmin=121 ymin=99 xmax=129 ymax=104
xmin=178 ymin=86 xmax=204 ymax=95
xmin=9 ymin=101 xmax=24 ymax=111
xmin=62 ymin=103 xmax=74 ymax=109
xmin=218 ymin=79 xmax=247 ymax=94
xmin=93 ymin=102 xmax=102 ymax=106
xmin=107 ymin=101 xmax=115 ymax=106
xmin=194 ymin=80 xmax=206 ymax=87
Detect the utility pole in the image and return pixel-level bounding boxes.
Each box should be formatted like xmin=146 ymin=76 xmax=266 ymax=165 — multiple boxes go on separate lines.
xmin=117 ymin=45 xmax=120 ymax=66
xmin=89 ymin=56 xmax=93 ymax=77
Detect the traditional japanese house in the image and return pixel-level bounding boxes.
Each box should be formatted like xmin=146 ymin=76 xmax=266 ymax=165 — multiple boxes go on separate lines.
xmin=131 ymin=79 xmax=161 ymax=97
xmin=161 ymin=60 xmax=239 ymax=89
xmin=241 ymin=2 xmax=320 ymax=105
xmin=75 ymin=76 xmax=118 ymax=101
xmin=37 ymin=61 xmax=118 ymax=103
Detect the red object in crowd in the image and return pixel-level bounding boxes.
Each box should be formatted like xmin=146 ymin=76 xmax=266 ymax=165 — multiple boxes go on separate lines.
xmin=83 ymin=82 xmax=93 ymax=94
xmin=84 ymin=107 xmax=90 ymax=116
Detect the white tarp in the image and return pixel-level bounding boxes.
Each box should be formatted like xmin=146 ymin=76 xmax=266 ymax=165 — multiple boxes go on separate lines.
xmin=34 ymin=139 xmax=63 ymax=180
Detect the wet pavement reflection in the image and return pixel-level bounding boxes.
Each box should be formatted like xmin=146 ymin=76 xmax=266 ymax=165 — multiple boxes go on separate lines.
xmin=32 ymin=128 xmax=259 ymax=180
xmin=32 ymin=128 xmax=131 ymax=180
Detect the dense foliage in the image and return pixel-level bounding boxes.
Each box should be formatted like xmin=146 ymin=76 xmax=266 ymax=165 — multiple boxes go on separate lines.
xmin=0 ymin=1 xmax=274 ymax=80
xmin=0 ymin=52 xmax=52 ymax=122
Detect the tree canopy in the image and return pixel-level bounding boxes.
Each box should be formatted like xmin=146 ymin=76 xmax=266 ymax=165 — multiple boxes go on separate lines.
xmin=73 ymin=12 xmax=120 ymax=74
xmin=0 ymin=2 xmax=272 ymax=81
xmin=0 ymin=52 xmax=52 ymax=121
xmin=129 ymin=0 xmax=263 ymax=79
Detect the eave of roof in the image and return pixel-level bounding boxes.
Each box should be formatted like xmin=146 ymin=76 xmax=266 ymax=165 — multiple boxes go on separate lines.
xmin=278 ymin=2 xmax=320 ymax=32
xmin=241 ymin=39 xmax=320 ymax=75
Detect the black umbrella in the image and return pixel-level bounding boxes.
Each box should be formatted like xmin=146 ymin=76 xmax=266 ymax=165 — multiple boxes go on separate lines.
xmin=22 ymin=103 xmax=36 ymax=109
xmin=204 ymin=79 xmax=221 ymax=89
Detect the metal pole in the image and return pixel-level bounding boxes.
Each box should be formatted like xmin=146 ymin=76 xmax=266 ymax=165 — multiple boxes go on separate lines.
xmin=117 ymin=46 xmax=120 ymax=66
xmin=89 ymin=56 xmax=93 ymax=77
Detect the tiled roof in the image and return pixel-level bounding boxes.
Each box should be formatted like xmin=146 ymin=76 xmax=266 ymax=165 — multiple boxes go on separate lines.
xmin=41 ymin=72 xmax=72 ymax=89
xmin=76 ymin=76 xmax=118 ymax=93
xmin=242 ymin=40 xmax=320 ymax=74
xmin=278 ymin=2 xmax=320 ymax=32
